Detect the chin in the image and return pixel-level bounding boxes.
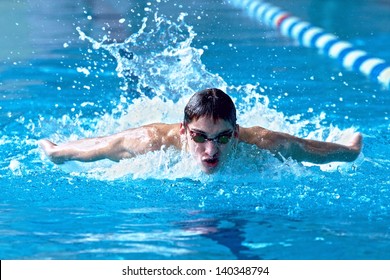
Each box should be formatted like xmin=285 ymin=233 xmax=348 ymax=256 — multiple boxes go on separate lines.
xmin=202 ymin=169 xmax=215 ymax=174
xmin=201 ymin=164 xmax=219 ymax=174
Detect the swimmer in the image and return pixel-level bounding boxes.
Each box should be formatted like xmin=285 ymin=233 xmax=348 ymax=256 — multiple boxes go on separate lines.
xmin=39 ymin=88 xmax=362 ymax=174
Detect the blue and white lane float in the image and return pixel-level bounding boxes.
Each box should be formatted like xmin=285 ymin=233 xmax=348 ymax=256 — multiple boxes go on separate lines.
xmin=227 ymin=0 xmax=390 ymax=89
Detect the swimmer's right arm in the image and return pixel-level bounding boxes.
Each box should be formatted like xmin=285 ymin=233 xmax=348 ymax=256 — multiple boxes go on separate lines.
xmin=38 ymin=123 xmax=181 ymax=164
xmin=239 ymin=126 xmax=362 ymax=164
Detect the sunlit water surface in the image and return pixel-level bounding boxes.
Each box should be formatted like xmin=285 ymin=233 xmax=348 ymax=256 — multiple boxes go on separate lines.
xmin=1 ymin=0 xmax=390 ymax=259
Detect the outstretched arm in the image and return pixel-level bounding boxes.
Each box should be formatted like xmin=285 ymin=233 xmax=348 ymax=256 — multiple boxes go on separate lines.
xmin=239 ymin=126 xmax=362 ymax=164
xmin=39 ymin=123 xmax=181 ymax=164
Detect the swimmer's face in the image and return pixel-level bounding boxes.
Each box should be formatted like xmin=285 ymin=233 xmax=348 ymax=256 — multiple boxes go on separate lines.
xmin=181 ymin=116 xmax=238 ymax=174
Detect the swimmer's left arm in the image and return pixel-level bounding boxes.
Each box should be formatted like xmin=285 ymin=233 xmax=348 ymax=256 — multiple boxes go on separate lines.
xmin=239 ymin=126 xmax=362 ymax=164
xmin=38 ymin=123 xmax=181 ymax=164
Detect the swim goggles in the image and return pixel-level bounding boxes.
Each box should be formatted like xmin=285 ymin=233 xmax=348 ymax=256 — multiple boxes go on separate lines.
xmin=188 ymin=129 xmax=233 ymax=145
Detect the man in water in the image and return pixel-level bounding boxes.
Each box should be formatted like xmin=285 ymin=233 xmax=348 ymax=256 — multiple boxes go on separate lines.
xmin=39 ymin=88 xmax=362 ymax=174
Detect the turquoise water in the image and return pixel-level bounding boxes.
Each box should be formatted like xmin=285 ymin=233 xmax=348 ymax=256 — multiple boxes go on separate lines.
xmin=1 ymin=0 xmax=390 ymax=259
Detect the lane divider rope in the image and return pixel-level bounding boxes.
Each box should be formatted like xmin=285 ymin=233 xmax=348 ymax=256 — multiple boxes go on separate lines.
xmin=227 ymin=0 xmax=390 ymax=89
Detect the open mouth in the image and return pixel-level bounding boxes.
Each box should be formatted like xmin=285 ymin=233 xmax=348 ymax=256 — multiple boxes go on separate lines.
xmin=203 ymin=157 xmax=219 ymax=168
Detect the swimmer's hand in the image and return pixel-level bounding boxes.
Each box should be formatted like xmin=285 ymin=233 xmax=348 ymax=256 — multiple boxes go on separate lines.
xmin=38 ymin=139 xmax=68 ymax=164
xmin=290 ymin=132 xmax=363 ymax=163
xmin=347 ymin=132 xmax=363 ymax=159
xmin=289 ymin=132 xmax=363 ymax=163
xmin=38 ymin=138 xmax=114 ymax=164
xmin=38 ymin=137 xmax=121 ymax=164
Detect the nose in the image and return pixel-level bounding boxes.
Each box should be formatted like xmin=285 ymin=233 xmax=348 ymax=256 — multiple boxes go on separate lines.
xmin=204 ymin=140 xmax=219 ymax=157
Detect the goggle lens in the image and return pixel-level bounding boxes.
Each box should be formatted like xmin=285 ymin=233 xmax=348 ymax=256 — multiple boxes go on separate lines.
xmin=218 ymin=135 xmax=230 ymax=144
xmin=192 ymin=134 xmax=207 ymax=143
xmin=190 ymin=131 xmax=233 ymax=145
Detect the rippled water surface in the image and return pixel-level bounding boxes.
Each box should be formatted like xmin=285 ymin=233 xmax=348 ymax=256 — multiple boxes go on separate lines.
xmin=1 ymin=0 xmax=390 ymax=259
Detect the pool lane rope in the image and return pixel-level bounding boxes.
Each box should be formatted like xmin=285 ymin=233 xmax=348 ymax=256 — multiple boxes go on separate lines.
xmin=227 ymin=0 xmax=390 ymax=89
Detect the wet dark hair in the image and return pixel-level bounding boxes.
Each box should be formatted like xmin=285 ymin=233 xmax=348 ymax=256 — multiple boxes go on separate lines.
xmin=183 ymin=88 xmax=237 ymax=127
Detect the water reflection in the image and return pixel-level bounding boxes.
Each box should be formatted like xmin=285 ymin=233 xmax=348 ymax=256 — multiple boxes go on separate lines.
xmin=307 ymin=0 xmax=389 ymax=39
xmin=0 ymin=0 xmax=148 ymax=61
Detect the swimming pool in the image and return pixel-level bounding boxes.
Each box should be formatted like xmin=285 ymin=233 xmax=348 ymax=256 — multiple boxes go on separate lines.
xmin=1 ymin=0 xmax=390 ymax=260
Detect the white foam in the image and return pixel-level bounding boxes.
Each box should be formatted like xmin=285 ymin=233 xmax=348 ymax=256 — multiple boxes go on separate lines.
xmin=42 ymin=13 xmax=360 ymax=182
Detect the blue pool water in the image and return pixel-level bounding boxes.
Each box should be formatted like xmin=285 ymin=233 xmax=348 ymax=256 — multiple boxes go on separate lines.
xmin=1 ymin=0 xmax=390 ymax=259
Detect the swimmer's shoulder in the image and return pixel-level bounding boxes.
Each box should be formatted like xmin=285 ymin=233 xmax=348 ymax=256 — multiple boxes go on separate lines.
xmin=140 ymin=123 xmax=182 ymax=148
xmin=238 ymin=125 xmax=269 ymax=143
xmin=114 ymin=123 xmax=181 ymax=153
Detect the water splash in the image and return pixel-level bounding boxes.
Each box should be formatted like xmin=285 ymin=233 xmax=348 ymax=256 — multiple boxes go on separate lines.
xmin=76 ymin=12 xmax=226 ymax=101
xmin=39 ymin=12 xmax=360 ymax=182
